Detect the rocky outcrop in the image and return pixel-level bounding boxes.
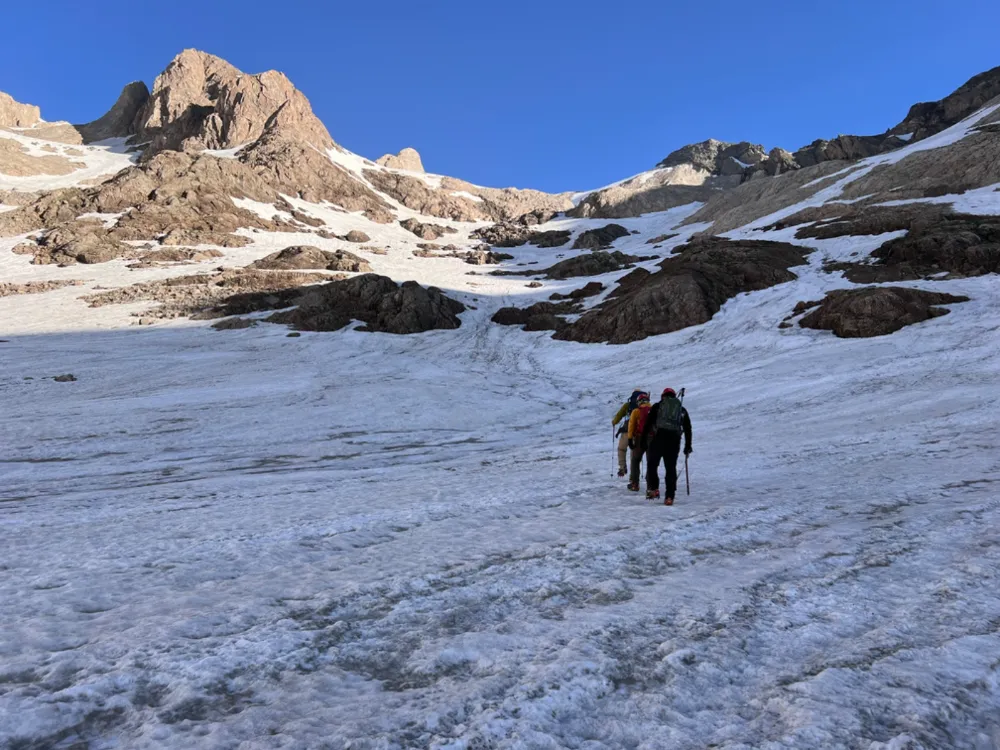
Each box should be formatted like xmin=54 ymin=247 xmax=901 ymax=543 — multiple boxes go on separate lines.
xmin=543 ymin=251 xmax=642 ymax=280
xmin=552 ymin=238 xmax=810 ymax=344
xmin=550 ymin=281 xmax=604 ymax=300
xmin=0 ymin=91 xmax=40 ymax=128
xmin=75 ymin=82 xmax=150 ymax=143
xmin=492 ymin=301 xmax=575 ymax=333
xmin=570 ymin=178 xmax=718 ymax=220
xmin=400 ymin=218 xmax=457 ymax=240
xmin=797 ymin=287 xmax=969 ymax=337
xmin=250 ymin=246 xmax=371 ymax=273
xmin=572 ymin=224 xmax=630 ymax=250
xmin=131 ymin=49 xmax=333 ymax=155
xmin=0 ymin=280 xmax=84 ymax=297
xmin=244 ymin=274 xmax=466 ymax=333
xmin=376 ymin=147 xmax=424 ymax=172
xmin=657 ymin=139 xmax=767 ymax=176
xmin=26 ymin=219 xmax=136 ymax=265
xmin=890 ymin=66 xmax=1000 ymax=143
xmin=792 ymin=134 xmax=908 ymax=169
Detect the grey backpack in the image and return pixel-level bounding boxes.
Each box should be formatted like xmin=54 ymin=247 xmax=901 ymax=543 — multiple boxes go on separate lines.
xmin=655 ymin=397 xmax=684 ymax=433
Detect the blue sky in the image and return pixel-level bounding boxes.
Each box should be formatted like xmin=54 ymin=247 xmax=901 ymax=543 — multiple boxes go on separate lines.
xmin=2 ymin=0 xmax=997 ymax=192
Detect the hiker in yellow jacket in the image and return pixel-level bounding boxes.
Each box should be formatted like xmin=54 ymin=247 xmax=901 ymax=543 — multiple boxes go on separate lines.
xmin=611 ymin=388 xmax=645 ymax=478
xmin=626 ymin=393 xmax=652 ymax=491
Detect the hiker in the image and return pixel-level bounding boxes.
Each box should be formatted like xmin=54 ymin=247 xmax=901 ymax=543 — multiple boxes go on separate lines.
xmin=645 ymin=388 xmax=692 ymax=505
xmin=611 ymin=388 xmax=645 ymax=478
xmin=626 ymin=392 xmax=651 ymax=491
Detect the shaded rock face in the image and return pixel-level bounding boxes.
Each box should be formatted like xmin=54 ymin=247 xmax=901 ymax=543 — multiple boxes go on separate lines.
xmin=492 ymin=301 xmax=575 ymax=333
xmin=132 ymin=49 xmax=333 ymax=155
xmin=228 ymin=274 xmax=465 ymax=334
xmin=550 ymin=281 xmax=604 ymax=300
xmin=470 ymin=223 xmax=571 ymax=249
xmin=250 ymin=246 xmax=372 ymax=273
xmin=572 ymin=224 xmax=629 ymax=250
xmin=891 ymin=65 xmax=1000 ymax=142
xmin=0 ymin=91 xmax=41 ymax=128
xmin=553 ymin=238 xmax=810 ymax=344
xmin=75 ymin=82 xmax=150 ymax=143
xmin=798 ymin=287 xmax=969 ymax=338
xmin=791 ymin=134 xmax=908 ymax=169
xmin=376 ymin=147 xmax=424 ymax=172
xmin=544 ymin=251 xmax=642 ymax=280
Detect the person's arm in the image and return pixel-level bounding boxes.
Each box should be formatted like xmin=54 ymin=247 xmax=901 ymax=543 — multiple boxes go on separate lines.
xmin=683 ymin=409 xmax=693 ymax=454
xmin=627 ymin=409 xmax=640 ymax=442
xmin=612 ymin=402 xmax=628 ymax=425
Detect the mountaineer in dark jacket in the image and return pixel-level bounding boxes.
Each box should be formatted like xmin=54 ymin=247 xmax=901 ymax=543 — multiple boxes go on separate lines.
xmin=644 ymin=388 xmax=692 ymax=505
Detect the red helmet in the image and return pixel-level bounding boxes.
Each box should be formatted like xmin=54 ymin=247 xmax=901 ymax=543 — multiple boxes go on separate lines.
xmin=662 ymin=388 xmax=676 ymax=398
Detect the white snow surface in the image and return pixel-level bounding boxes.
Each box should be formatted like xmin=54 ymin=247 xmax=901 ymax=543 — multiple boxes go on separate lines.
xmin=2 ymin=111 xmax=1000 ymax=750
xmin=0 ymin=133 xmax=135 ymax=191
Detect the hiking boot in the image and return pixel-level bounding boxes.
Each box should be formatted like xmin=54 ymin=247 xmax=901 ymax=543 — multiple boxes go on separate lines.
xmin=627 ymin=482 xmax=639 ymax=492
xmin=646 ymin=489 xmax=660 ymax=500
xmin=617 ymin=469 xmax=627 ymax=478
xmin=664 ymin=497 xmax=674 ymax=506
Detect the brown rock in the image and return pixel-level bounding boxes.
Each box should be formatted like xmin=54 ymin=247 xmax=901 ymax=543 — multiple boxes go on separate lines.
xmin=400 ymin=217 xmax=457 ymax=241
xmin=798 ymin=287 xmax=969 ymax=337
xmin=344 ymin=230 xmax=370 ymax=243
xmin=0 ymin=139 xmax=85 ymax=178
xmin=0 ymin=280 xmax=84 ymax=297
xmin=376 ymin=147 xmax=425 ymax=172
xmin=250 ymin=245 xmax=371 ymax=273
xmin=553 ymin=238 xmax=810 ymax=344
xmin=0 ymin=91 xmax=41 ymax=128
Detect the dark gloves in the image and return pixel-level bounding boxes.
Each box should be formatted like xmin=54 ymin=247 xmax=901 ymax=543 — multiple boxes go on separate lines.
xmin=628 ymin=439 xmax=635 ymax=450
xmin=684 ymin=445 xmax=692 ymax=456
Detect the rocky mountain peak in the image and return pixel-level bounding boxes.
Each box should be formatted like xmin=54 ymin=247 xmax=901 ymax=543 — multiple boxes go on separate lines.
xmin=376 ymin=147 xmax=425 ymax=172
xmin=656 ymin=139 xmax=768 ymax=176
xmin=0 ymin=91 xmax=42 ymax=129
xmin=130 ymin=48 xmax=334 ymax=156
xmin=75 ymin=81 xmax=150 ymax=143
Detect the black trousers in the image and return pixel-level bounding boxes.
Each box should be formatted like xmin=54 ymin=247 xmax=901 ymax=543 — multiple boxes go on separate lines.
xmin=646 ymin=432 xmax=681 ymax=497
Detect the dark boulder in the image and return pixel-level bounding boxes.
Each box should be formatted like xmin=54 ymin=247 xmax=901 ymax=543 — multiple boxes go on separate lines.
xmin=400 ymin=218 xmax=457 ymax=241
xmin=798 ymin=287 xmax=969 ymax=337
xmin=261 ymin=274 xmax=465 ymax=334
xmin=554 ymin=237 xmax=810 ymax=344
xmin=544 ymin=251 xmax=643 ymax=280
xmin=550 ymin=282 xmax=605 ymax=300
xmin=572 ymin=224 xmax=630 ymax=250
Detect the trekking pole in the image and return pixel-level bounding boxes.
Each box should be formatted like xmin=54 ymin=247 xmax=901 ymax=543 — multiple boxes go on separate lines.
xmin=612 ymin=424 xmax=616 ymax=477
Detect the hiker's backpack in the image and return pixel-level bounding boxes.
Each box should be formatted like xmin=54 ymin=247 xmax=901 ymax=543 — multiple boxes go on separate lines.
xmin=635 ymin=404 xmax=652 ymax=435
xmin=654 ymin=397 xmax=684 ymax=434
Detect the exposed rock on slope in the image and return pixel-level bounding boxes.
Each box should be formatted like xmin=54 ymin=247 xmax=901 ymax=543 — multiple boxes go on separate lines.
xmin=217 ymin=274 xmax=465 ymax=333
xmin=657 ymin=139 xmax=767 ymax=176
xmin=572 ymin=224 xmax=629 ymax=250
xmin=797 ymin=287 xmax=969 ymax=337
xmin=376 ymin=147 xmax=424 ymax=172
xmin=890 ymin=65 xmax=1000 ymax=142
xmin=251 ymin=246 xmax=372 ymax=273
xmin=75 ymin=82 xmax=150 ymax=143
xmin=0 ymin=91 xmax=41 ymax=128
xmin=554 ymin=238 xmax=811 ymax=343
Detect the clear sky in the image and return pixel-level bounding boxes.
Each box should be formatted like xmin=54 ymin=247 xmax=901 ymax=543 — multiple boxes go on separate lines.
xmin=2 ymin=0 xmax=997 ymax=192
